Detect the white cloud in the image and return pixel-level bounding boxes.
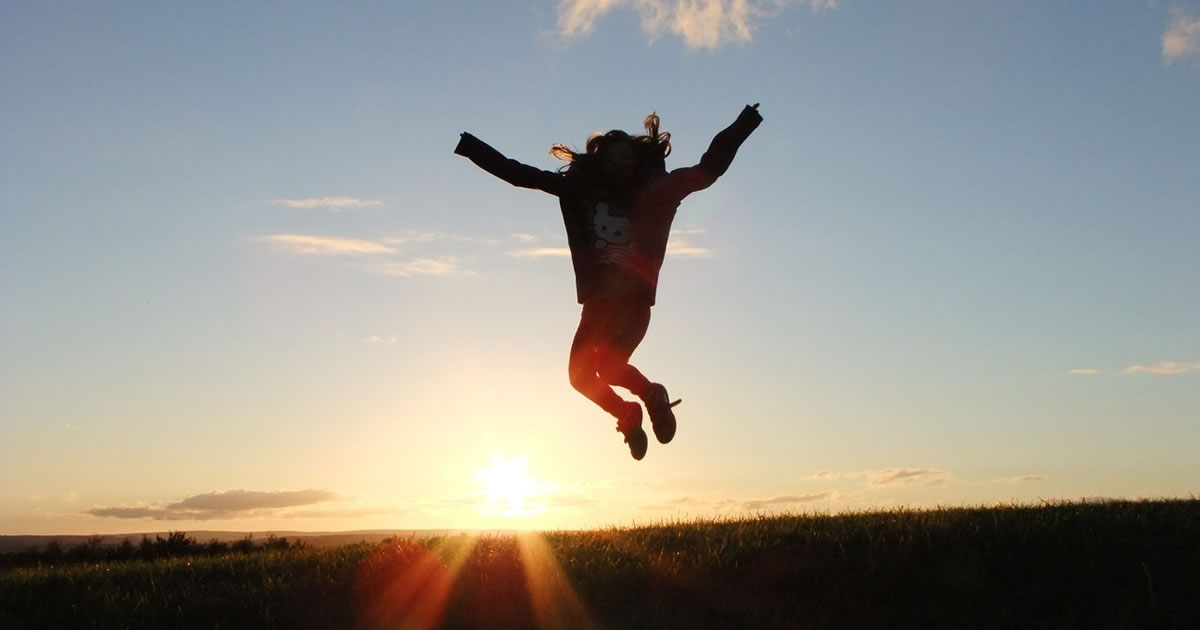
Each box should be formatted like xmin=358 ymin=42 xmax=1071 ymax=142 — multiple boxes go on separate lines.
xmin=867 ymin=468 xmax=953 ymax=487
xmin=667 ymin=227 xmax=713 ymax=257
xmin=558 ymin=0 xmax=836 ymax=50
xmin=1124 ymin=361 xmax=1200 ymax=375
xmin=271 ymin=196 xmax=383 ymax=210
xmin=666 ymin=240 xmax=714 ymax=258
xmin=259 ymin=234 xmax=394 ymax=255
xmin=1068 ymin=368 xmax=1100 ymax=375
xmin=674 ymin=0 xmax=753 ymax=49
xmin=364 ymin=257 xmax=475 ymax=277
xmin=513 ymin=233 xmax=538 ymax=243
xmin=382 ymin=231 xmax=503 ymax=247
xmin=1163 ymin=9 xmax=1200 ymax=63
xmin=258 ymin=232 xmax=480 ymax=278
xmin=510 ymin=247 xmax=572 ymax=259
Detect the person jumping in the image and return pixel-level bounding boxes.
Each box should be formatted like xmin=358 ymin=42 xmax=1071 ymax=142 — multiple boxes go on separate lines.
xmin=454 ymin=103 xmax=762 ymax=460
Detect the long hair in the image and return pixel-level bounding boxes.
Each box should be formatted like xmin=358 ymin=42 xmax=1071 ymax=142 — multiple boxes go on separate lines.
xmin=550 ymin=113 xmax=672 ymax=186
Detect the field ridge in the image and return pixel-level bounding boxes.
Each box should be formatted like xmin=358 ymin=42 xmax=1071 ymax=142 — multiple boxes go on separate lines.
xmin=3 ymin=498 xmax=1197 ymax=629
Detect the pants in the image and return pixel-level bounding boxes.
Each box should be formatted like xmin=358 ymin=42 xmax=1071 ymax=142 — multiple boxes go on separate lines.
xmin=568 ymin=298 xmax=654 ymax=418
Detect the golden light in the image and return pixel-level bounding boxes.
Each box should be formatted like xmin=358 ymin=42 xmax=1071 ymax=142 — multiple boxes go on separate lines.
xmin=354 ymin=535 xmax=477 ymax=630
xmin=476 ymin=453 xmax=550 ymax=517
xmin=518 ymin=532 xmax=600 ymax=630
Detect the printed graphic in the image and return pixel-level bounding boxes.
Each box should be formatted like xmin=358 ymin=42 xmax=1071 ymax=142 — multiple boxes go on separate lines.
xmin=592 ymin=202 xmax=632 ymax=249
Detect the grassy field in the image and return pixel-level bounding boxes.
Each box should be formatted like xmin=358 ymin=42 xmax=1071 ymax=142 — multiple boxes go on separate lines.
xmin=2 ymin=498 xmax=1197 ymax=629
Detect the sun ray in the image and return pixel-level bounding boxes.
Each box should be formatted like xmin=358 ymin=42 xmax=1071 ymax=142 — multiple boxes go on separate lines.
xmin=354 ymin=534 xmax=479 ymax=630
xmin=517 ymin=532 xmax=600 ymax=630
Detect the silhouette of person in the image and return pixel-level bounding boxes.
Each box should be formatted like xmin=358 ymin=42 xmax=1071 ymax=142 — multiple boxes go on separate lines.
xmin=455 ymin=104 xmax=762 ymax=460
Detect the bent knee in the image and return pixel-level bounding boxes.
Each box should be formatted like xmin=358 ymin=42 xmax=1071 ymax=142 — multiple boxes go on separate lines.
xmin=568 ymin=363 xmax=596 ymax=393
xmin=595 ymin=360 xmax=625 ymax=384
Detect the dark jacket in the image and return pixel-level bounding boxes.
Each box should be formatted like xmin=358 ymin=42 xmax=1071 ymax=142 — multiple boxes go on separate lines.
xmin=455 ymin=105 xmax=762 ymax=305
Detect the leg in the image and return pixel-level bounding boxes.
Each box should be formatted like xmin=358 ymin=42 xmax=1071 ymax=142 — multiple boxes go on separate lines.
xmin=595 ymin=300 xmax=676 ymax=444
xmin=568 ymin=301 xmax=629 ymax=418
xmin=592 ymin=301 xmax=652 ymax=398
xmin=569 ymin=301 xmax=650 ymax=460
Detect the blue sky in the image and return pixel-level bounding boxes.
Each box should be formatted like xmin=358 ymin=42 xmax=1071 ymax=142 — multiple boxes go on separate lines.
xmin=2 ymin=1 xmax=1197 ymax=535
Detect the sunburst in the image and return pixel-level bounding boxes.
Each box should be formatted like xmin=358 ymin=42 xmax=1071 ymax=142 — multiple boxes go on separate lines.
xmin=476 ymin=453 xmax=549 ymax=517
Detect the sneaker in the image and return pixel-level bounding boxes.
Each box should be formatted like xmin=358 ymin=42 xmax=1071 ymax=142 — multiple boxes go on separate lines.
xmin=615 ymin=402 xmax=648 ymax=461
xmin=643 ymin=383 xmax=680 ymax=444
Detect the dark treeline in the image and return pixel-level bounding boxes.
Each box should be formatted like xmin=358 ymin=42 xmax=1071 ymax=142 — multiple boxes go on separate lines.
xmin=0 ymin=531 xmax=300 ymax=569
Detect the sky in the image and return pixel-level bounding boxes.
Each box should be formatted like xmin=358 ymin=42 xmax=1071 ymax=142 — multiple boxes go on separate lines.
xmin=1 ymin=1 xmax=1198 ymax=536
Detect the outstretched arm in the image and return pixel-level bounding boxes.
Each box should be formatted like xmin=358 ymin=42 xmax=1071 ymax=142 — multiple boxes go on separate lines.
xmin=454 ymin=132 xmax=565 ymax=197
xmin=661 ymin=104 xmax=763 ymax=201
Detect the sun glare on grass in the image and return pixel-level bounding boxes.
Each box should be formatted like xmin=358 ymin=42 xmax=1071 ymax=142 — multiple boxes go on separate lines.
xmin=476 ymin=453 xmax=551 ymax=517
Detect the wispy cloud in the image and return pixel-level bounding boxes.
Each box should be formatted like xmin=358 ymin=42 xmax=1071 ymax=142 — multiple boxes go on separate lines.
xmin=87 ymin=489 xmax=338 ymax=521
xmin=258 ymin=234 xmax=394 ymax=255
xmin=742 ymin=492 xmax=835 ymax=510
xmin=507 ymin=232 xmax=570 ymax=258
xmin=867 ymin=468 xmax=953 ymax=487
xmin=667 ymin=228 xmax=714 ymax=258
xmin=1163 ymin=9 xmax=1200 ymax=63
xmin=510 ymin=247 xmax=572 ymax=259
xmin=257 ymin=232 xmax=482 ymax=278
xmin=173 ymin=489 xmax=335 ymax=511
xmin=87 ymin=506 xmax=164 ymax=519
xmin=558 ymin=0 xmax=837 ymax=50
xmin=1124 ymin=361 xmax=1200 ymax=375
xmin=807 ymin=468 xmax=954 ymax=487
xmin=382 ymin=231 xmax=503 ymax=247
xmin=642 ymin=491 xmax=838 ymax=512
xmin=362 ymin=257 xmax=475 ymax=278
xmin=993 ymin=475 xmax=1046 ymax=484
xmin=271 ymin=196 xmax=383 ymax=211
xmin=1068 ymin=368 xmax=1100 ymax=375
xmin=805 ymin=469 xmax=864 ymax=481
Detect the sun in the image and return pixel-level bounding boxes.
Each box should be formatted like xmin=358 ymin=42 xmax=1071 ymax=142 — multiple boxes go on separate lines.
xmin=476 ymin=454 xmax=548 ymax=517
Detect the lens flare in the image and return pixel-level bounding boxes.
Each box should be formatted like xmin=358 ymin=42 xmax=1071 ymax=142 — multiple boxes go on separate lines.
xmin=354 ymin=536 xmax=477 ymax=630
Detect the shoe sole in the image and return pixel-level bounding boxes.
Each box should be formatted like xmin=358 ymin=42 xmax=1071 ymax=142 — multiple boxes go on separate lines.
xmin=650 ymin=398 xmax=680 ymax=444
xmin=618 ymin=403 xmax=647 ymax=460
xmin=625 ymin=428 xmax=648 ymax=460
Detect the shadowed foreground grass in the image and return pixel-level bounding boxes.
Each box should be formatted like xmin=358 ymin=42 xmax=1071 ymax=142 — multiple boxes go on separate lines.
xmin=3 ymin=499 xmax=1198 ymax=629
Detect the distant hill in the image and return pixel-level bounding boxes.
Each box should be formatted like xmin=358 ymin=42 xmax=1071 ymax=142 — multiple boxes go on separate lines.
xmin=0 ymin=529 xmax=514 ymax=555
